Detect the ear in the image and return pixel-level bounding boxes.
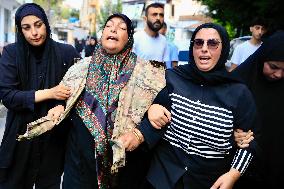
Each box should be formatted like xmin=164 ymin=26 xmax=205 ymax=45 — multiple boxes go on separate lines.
xmin=143 ymin=15 xmax=147 ymax=22
xmin=249 ymin=26 xmax=253 ymax=33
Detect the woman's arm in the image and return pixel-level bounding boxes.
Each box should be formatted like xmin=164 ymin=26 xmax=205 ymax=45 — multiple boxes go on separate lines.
xmin=35 ymin=84 xmax=71 ymax=103
xmin=118 ymin=87 xmax=171 ymax=151
xmin=0 ymin=45 xmax=72 ymax=111
xmin=211 ymin=86 xmax=259 ymax=189
xmin=0 ymin=45 xmax=36 ymax=111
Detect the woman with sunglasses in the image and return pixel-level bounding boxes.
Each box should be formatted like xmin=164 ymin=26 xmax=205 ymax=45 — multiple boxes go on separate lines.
xmin=118 ymin=23 xmax=260 ymax=189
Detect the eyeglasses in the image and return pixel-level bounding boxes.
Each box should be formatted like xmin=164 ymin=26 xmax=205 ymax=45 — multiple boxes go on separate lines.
xmin=192 ymin=38 xmax=222 ymax=49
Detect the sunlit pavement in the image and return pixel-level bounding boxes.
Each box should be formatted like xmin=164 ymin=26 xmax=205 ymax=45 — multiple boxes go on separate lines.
xmin=0 ymin=103 xmax=7 ymax=142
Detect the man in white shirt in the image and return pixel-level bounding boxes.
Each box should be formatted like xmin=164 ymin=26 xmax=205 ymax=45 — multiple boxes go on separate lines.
xmin=229 ymin=19 xmax=267 ymax=72
xmin=133 ymin=3 xmax=169 ymax=62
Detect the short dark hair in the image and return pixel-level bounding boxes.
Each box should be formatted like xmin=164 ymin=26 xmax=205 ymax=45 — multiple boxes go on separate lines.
xmin=145 ymin=3 xmax=164 ymax=16
xmin=250 ymin=17 xmax=268 ymax=28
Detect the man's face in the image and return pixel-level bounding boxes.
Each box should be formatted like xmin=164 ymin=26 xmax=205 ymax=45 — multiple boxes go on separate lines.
xmin=250 ymin=25 xmax=266 ymax=41
xmin=145 ymin=7 xmax=164 ymax=32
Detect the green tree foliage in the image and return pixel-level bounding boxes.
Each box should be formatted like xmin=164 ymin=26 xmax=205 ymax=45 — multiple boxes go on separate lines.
xmin=60 ymin=7 xmax=70 ymax=19
xmin=34 ymin=0 xmax=62 ymax=11
xmin=196 ymin=0 xmax=284 ymax=37
xmin=33 ymin=0 xmax=62 ymax=21
xmin=70 ymin=9 xmax=79 ymax=19
xmin=33 ymin=0 xmax=79 ymax=20
xmin=97 ymin=0 xmax=122 ymax=28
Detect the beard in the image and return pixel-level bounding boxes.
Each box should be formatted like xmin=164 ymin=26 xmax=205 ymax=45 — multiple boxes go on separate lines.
xmin=147 ymin=20 xmax=163 ymax=32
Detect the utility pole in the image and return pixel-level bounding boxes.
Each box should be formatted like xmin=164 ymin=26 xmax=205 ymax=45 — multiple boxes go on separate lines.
xmin=89 ymin=0 xmax=99 ymax=36
xmin=47 ymin=0 xmax=51 ymax=21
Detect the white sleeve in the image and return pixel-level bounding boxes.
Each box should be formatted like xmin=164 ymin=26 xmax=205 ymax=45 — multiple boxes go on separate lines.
xmin=132 ymin=33 xmax=138 ymax=53
xmin=230 ymin=45 xmax=242 ymax=65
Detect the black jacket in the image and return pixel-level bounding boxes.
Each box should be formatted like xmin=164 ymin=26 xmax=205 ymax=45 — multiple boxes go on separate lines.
xmin=0 ymin=41 xmax=79 ymax=184
xmin=139 ymin=69 xmax=260 ymax=189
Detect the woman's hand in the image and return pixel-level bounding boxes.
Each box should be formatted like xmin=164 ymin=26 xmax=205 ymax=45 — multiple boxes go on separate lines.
xmin=118 ymin=128 xmax=144 ymax=152
xmin=210 ymin=168 xmax=241 ymax=189
xmin=148 ymin=104 xmax=171 ymax=129
xmin=234 ymin=129 xmax=254 ymax=148
xmin=49 ymin=84 xmax=71 ymax=100
xmin=47 ymin=105 xmax=65 ymax=123
xmin=35 ymin=84 xmax=71 ymax=103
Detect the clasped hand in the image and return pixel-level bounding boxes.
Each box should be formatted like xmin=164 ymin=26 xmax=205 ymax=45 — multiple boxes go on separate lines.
xmin=118 ymin=128 xmax=144 ymax=152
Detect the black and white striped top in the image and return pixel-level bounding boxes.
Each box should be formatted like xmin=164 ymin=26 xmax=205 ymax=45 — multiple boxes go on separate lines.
xmin=163 ymin=92 xmax=253 ymax=174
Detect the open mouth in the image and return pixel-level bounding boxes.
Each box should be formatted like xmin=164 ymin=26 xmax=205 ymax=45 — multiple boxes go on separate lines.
xmin=199 ymin=56 xmax=211 ymax=63
xmin=107 ymin=36 xmax=118 ymax=41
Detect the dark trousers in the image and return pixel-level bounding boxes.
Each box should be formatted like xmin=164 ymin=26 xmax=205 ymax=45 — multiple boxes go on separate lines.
xmin=62 ymin=113 xmax=98 ymax=189
xmin=63 ymin=112 xmax=151 ymax=189
xmin=0 ymin=135 xmax=65 ymax=189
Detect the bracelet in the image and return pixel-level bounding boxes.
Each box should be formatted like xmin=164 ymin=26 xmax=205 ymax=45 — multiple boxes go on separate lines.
xmin=132 ymin=128 xmax=143 ymax=144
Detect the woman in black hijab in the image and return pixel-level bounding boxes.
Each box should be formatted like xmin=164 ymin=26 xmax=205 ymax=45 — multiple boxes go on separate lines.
xmin=0 ymin=3 xmax=79 ymax=189
xmin=122 ymin=23 xmax=260 ymax=189
xmin=233 ymin=31 xmax=284 ymax=189
xmin=85 ymin=36 xmax=97 ymax=57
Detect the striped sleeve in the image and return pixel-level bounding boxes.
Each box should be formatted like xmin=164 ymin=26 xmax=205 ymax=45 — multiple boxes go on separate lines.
xmin=231 ymin=149 xmax=253 ymax=175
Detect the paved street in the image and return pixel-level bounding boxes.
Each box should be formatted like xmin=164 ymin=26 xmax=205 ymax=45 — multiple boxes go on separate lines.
xmin=0 ymin=103 xmax=7 ymax=142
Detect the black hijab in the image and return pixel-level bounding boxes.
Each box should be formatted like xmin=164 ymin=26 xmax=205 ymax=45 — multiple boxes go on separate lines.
xmin=236 ymin=30 xmax=284 ymax=86
xmin=15 ymin=3 xmax=63 ymax=91
xmin=173 ymin=23 xmax=241 ymax=85
xmin=234 ymin=31 xmax=284 ymax=186
xmin=0 ymin=3 xmax=68 ymax=176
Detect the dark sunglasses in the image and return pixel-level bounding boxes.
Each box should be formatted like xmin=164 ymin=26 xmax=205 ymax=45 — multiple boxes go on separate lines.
xmin=192 ymin=38 xmax=221 ymax=49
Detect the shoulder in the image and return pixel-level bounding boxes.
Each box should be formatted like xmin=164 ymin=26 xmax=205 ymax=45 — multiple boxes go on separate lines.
xmin=226 ymin=82 xmax=253 ymax=99
xmin=158 ymin=34 xmax=167 ymax=42
xmin=54 ymin=41 xmax=80 ymax=59
xmin=3 ymin=43 xmax=16 ymax=54
xmin=237 ymin=41 xmax=251 ymax=49
xmin=134 ymin=30 xmax=144 ymax=38
xmin=1 ymin=43 xmax=17 ymax=60
xmin=55 ymin=41 xmax=76 ymax=52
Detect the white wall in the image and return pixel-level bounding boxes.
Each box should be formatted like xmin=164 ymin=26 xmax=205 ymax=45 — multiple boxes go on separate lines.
xmin=0 ymin=0 xmax=20 ymax=47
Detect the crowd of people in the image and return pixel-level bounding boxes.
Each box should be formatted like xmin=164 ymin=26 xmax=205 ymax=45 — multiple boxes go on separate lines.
xmin=0 ymin=2 xmax=283 ymax=189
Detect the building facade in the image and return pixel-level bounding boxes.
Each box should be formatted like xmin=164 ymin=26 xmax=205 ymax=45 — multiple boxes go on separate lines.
xmin=0 ymin=0 xmax=21 ymax=48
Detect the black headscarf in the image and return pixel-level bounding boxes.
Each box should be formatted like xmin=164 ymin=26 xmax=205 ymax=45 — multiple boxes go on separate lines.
xmin=15 ymin=3 xmax=51 ymax=36
xmin=234 ymin=31 xmax=284 ymax=186
xmin=236 ymin=30 xmax=284 ymax=86
xmin=0 ymin=3 xmax=70 ymax=179
xmin=173 ymin=23 xmax=241 ymax=85
xmin=15 ymin=3 xmax=63 ymax=91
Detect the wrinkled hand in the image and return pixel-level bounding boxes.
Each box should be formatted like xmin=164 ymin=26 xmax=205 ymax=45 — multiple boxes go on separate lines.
xmin=49 ymin=84 xmax=71 ymax=100
xmin=148 ymin=104 xmax=171 ymax=129
xmin=118 ymin=128 xmax=144 ymax=152
xmin=210 ymin=168 xmax=240 ymax=189
xmin=47 ymin=105 xmax=65 ymax=124
xmin=234 ymin=129 xmax=254 ymax=148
